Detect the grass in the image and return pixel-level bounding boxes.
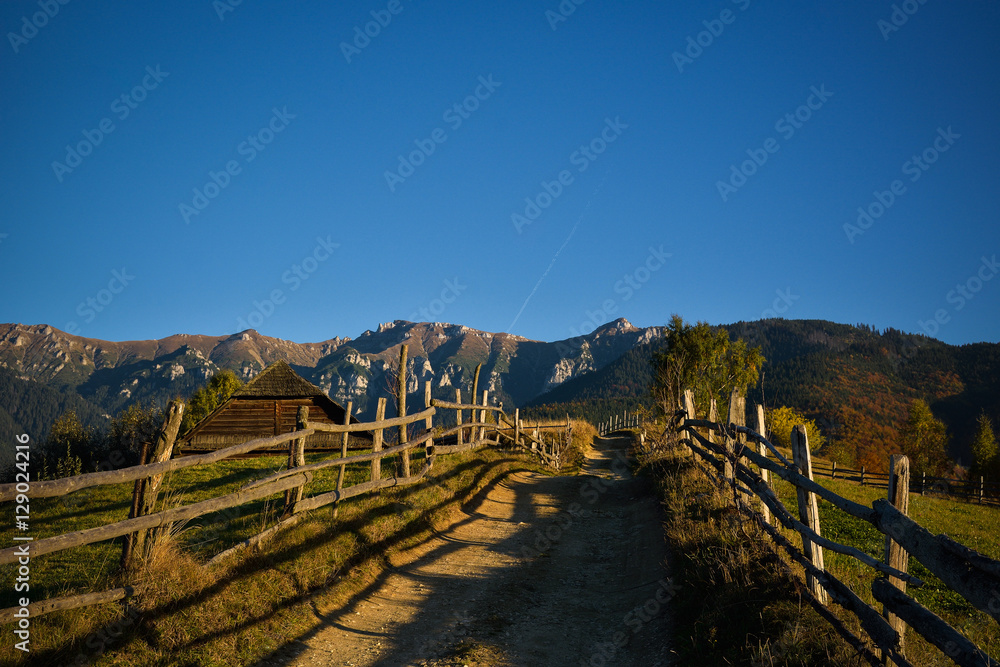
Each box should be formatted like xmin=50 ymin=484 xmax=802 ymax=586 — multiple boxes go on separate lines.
xmin=0 ymin=444 xmax=548 ymax=666
xmin=640 ymin=446 xmax=862 ymax=666
xmin=639 ymin=435 xmax=1000 ymax=666
xmin=769 ymin=472 xmax=1000 ymax=664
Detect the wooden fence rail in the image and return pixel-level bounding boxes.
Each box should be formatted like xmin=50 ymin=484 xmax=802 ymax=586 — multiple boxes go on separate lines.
xmin=807 ymin=459 xmax=1000 ymax=505
xmin=675 ymin=388 xmax=1000 ymax=667
xmin=0 ymin=382 xmax=568 ymax=624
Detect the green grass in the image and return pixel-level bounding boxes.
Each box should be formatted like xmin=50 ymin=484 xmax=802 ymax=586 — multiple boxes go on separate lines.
xmin=768 ymin=469 xmax=1000 ymax=664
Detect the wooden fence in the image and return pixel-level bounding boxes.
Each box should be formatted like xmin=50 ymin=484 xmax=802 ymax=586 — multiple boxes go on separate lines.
xmin=0 ymin=371 xmax=566 ymax=625
xmin=674 ymin=388 xmax=999 ymax=667
xmin=808 ymin=459 xmax=1000 ymax=506
xmin=598 ymin=411 xmax=640 ymax=436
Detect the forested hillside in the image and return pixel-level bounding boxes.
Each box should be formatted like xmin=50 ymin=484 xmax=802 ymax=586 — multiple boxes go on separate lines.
xmin=527 ymin=320 xmax=1000 ymax=472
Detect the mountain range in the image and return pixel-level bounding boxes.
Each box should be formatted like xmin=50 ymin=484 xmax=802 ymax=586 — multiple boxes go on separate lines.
xmin=2 ymin=318 xmax=998 ymax=473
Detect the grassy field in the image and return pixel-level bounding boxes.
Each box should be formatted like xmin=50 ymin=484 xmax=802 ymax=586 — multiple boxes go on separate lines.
xmin=769 ymin=471 xmax=1000 ymax=664
xmin=641 ymin=437 xmax=1000 ymax=666
xmin=0 ymin=443 xmax=549 ymax=666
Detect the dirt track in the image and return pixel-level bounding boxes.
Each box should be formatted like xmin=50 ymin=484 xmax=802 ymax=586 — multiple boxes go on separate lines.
xmin=260 ymin=435 xmax=673 ymax=667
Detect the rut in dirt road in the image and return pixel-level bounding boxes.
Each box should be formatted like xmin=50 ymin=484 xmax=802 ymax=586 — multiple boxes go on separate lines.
xmin=259 ymin=435 xmax=674 ymax=667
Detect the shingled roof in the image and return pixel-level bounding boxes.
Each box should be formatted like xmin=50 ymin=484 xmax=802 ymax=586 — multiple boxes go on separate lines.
xmin=233 ymin=360 xmax=325 ymax=398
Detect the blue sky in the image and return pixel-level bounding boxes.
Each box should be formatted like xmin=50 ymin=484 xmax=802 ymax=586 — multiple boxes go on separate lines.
xmin=1 ymin=0 xmax=998 ymax=346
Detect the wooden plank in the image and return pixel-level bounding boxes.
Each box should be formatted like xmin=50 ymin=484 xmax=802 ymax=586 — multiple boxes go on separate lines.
xmin=309 ymin=407 xmax=435 ymax=434
xmin=872 ymin=578 xmax=999 ymax=667
xmin=0 ymin=586 xmax=138 ymax=624
xmin=791 ymin=425 xmax=828 ymax=605
xmin=0 ymin=430 xmax=311 ymax=501
xmin=0 ymin=471 xmax=313 ymax=565
xmin=884 ymin=455 xmax=911 ymax=659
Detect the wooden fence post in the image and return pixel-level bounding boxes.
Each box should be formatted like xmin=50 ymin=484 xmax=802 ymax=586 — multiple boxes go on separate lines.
xmin=832 ymin=461 xmax=837 ymax=479
xmin=371 ymin=397 xmax=386 ymax=482
xmin=682 ymin=389 xmax=696 ymax=455
xmin=398 ymin=344 xmax=410 ymax=477
xmin=921 ymin=471 xmax=925 ymax=495
xmin=481 ymin=390 xmax=489 ymax=442
xmin=792 ymin=424 xmax=828 ymax=605
xmin=861 ymin=466 xmax=866 ymax=487
xmin=980 ymin=476 xmax=985 ymax=504
xmin=124 ymin=400 xmax=185 ymax=568
xmin=333 ymin=402 xmax=351 ymax=518
xmin=514 ymin=408 xmax=520 ymax=448
xmin=708 ymin=399 xmax=718 ymax=446
xmin=755 ymin=403 xmax=772 ymax=526
xmin=724 ymin=389 xmax=745 ymax=489
xmin=424 ymin=381 xmax=434 ymax=470
xmin=883 ymin=454 xmax=911 ymax=660
xmin=470 ymin=363 xmax=482 ymax=443
xmin=281 ymin=405 xmax=310 ymax=518
xmin=455 ymin=388 xmax=463 ymax=447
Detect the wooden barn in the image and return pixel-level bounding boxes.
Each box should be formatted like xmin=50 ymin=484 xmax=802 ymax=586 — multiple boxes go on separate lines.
xmin=178 ymin=360 xmax=371 ymax=455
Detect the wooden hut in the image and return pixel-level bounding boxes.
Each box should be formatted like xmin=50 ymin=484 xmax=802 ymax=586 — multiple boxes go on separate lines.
xmin=178 ymin=360 xmax=371 ymax=455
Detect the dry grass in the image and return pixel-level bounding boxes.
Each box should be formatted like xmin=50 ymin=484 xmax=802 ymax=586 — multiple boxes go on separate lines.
xmin=0 ymin=447 xmax=547 ymax=666
xmin=639 ymin=445 xmax=868 ymax=666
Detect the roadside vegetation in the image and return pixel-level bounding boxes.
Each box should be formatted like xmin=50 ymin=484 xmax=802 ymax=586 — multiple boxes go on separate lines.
xmin=639 ymin=314 xmax=1000 ymax=665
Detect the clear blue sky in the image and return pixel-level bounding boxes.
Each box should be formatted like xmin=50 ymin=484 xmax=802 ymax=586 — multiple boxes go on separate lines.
xmin=2 ymin=1 xmax=998 ymax=346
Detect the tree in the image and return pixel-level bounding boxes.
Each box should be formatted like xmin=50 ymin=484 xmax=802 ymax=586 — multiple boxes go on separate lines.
xmin=766 ymin=406 xmax=826 ymax=452
xmin=41 ymin=411 xmax=89 ymax=479
xmin=107 ymin=402 xmax=164 ymax=466
xmin=970 ymin=412 xmax=999 ymax=480
xmin=898 ymin=399 xmax=951 ymax=478
xmin=181 ymin=369 xmax=243 ymax=432
xmin=651 ymin=314 xmax=764 ymax=419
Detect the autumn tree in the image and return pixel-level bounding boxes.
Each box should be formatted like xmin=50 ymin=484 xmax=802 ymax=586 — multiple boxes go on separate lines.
xmin=970 ymin=412 xmax=999 ymax=480
xmin=766 ymin=406 xmax=826 ymax=452
xmin=898 ymin=399 xmax=951 ymax=478
xmin=181 ymin=369 xmax=243 ymax=432
xmin=651 ymin=314 xmax=764 ymax=419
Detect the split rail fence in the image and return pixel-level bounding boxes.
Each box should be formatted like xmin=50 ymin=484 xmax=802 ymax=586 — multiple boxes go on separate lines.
xmin=805 ymin=459 xmax=1000 ymax=507
xmin=0 ymin=358 xmax=567 ymax=625
xmin=674 ymin=387 xmax=999 ymax=667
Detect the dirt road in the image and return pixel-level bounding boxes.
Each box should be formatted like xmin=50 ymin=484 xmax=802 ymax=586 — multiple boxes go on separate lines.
xmin=261 ymin=435 xmax=673 ymax=666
